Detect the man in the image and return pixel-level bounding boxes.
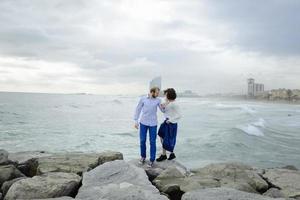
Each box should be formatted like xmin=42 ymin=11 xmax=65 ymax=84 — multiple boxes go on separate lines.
xmin=134 ymin=87 xmax=163 ymax=167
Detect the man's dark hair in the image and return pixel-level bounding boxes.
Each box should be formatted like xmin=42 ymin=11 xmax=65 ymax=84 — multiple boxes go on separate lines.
xmin=164 ymin=88 xmax=177 ymax=100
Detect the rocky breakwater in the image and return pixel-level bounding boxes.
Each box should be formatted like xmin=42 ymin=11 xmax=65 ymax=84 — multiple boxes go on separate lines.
xmin=1 ymin=148 xmax=300 ymax=200
xmin=0 ymin=149 xmax=123 ymax=200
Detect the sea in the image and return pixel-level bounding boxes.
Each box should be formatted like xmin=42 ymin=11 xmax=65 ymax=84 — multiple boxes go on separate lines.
xmin=0 ymin=92 xmax=300 ymax=169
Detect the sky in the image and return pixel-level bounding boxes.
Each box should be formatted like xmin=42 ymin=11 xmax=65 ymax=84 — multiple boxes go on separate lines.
xmin=0 ymin=0 xmax=299 ymax=95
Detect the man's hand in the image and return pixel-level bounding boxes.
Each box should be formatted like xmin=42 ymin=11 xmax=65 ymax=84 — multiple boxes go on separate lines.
xmin=134 ymin=123 xmax=139 ymax=129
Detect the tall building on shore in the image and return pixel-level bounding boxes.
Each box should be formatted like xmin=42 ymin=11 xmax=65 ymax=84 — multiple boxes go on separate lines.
xmin=149 ymin=76 xmax=162 ymax=90
xmin=247 ymin=78 xmax=264 ymax=97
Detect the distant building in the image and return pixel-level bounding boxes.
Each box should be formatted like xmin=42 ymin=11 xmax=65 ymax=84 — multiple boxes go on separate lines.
xmin=247 ymin=78 xmax=264 ymax=97
xmin=149 ymin=76 xmax=162 ymax=90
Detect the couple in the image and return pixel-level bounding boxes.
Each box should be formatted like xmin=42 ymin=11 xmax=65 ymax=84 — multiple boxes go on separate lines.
xmin=134 ymin=87 xmax=181 ymax=167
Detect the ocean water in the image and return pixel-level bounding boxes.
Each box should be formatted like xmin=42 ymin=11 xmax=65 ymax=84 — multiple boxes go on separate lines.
xmin=0 ymin=92 xmax=300 ymax=169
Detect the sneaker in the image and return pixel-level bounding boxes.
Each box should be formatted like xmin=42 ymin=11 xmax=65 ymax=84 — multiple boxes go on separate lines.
xmin=139 ymin=157 xmax=146 ymax=165
xmin=156 ymin=154 xmax=167 ymax=162
xmin=168 ymin=153 xmax=176 ymax=160
xmin=147 ymin=161 xmax=154 ymax=168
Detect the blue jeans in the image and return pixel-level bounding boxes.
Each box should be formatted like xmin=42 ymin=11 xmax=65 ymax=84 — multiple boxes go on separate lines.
xmin=139 ymin=123 xmax=157 ymax=162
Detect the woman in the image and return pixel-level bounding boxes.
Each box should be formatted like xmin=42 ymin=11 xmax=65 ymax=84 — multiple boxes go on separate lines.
xmin=156 ymin=88 xmax=181 ymax=161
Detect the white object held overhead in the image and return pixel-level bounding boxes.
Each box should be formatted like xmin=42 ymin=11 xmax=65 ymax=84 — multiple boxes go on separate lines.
xmin=149 ymin=76 xmax=162 ymax=90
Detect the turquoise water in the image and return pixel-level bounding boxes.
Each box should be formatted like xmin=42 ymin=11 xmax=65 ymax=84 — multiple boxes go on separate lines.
xmin=0 ymin=92 xmax=300 ymax=169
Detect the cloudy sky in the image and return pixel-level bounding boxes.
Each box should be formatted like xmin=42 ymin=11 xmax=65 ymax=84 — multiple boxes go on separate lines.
xmin=0 ymin=0 xmax=299 ymax=95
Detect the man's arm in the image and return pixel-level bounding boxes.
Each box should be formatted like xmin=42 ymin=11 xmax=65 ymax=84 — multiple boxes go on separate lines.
xmin=134 ymin=97 xmax=144 ymax=128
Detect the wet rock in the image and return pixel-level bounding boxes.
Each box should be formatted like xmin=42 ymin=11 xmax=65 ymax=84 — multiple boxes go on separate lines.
xmin=76 ymin=160 xmax=168 ymax=200
xmin=1 ymin=177 xmax=28 ymax=196
xmin=0 ymin=150 xmax=9 ymax=165
xmin=5 ymin=172 xmax=81 ymax=200
xmin=263 ymin=188 xmax=285 ymax=198
xmin=0 ymin=165 xmax=25 ymax=187
xmin=263 ymin=168 xmax=300 ymax=198
xmin=37 ymin=151 xmax=123 ymax=175
xmin=182 ymin=188 xmax=286 ymax=200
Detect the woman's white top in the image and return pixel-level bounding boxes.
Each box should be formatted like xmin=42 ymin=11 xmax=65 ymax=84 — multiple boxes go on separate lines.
xmin=163 ymin=101 xmax=181 ymax=124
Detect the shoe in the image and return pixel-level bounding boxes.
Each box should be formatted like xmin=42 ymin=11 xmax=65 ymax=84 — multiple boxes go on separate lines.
xmin=168 ymin=153 xmax=176 ymax=160
xmin=139 ymin=157 xmax=146 ymax=165
xmin=156 ymin=155 xmax=167 ymax=162
xmin=147 ymin=161 xmax=154 ymax=168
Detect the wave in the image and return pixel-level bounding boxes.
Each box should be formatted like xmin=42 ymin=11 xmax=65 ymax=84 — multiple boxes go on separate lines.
xmin=237 ymin=124 xmax=264 ymax=136
xmin=215 ymin=103 xmax=256 ymax=114
xmin=252 ymin=118 xmax=266 ymax=128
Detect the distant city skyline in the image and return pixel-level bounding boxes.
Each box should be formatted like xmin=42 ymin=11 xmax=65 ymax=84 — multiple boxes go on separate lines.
xmin=0 ymin=1 xmax=300 ymax=95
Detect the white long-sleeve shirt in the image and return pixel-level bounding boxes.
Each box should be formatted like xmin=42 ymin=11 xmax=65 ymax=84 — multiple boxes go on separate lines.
xmin=163 ymin=101 xmax=181 ymax=123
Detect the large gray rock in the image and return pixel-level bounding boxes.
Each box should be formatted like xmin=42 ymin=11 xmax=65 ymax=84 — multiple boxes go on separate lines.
xmin=33 ymin=197 xmax=74 ymax=200
xmin=263 ymin=188 xmax=285 ymax=198
xmin=1 ymin=177 xmax=28 ymax=196
xmin=192 ymin=162 xmax=269 ymax=193
xmin=8 ymin=151 xmax=123 ymax=176
xmin=182 ymin=188 xmax=286 ymax=200
xmin=76 ymin=160 xmax=168 ymax=200
xmin=8 ymin=151 xmax=53 ymax=177
xmin=0 ymin=150 xmax=9 ymax=165
xmin=263 ymin=168 xmax=300 ymax=198
xmin=37 ymin=151 xmax=123 ymax=175
xmin=8 ymin=151 xmax=52 ymax=164
xmin=0 ymin=165 xmax=25 ymax=187
xmin=130 ymin=159 xmax=189 ymax=181
xmin=5 ymin=172 xmax=81 ymax=200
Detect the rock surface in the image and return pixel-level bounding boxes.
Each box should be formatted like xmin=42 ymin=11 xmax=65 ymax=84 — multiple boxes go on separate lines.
xmin=76 ymin=160 xmax=168 ymax=200
xmin=36 ymin=151 xmax=123 ymax=175
xmin=263 ymin=168 xmax=300 ymax=198
xmin=263 ymin=188 xmax=285 ymax=198
xmin=1 ymin=177 xmax=28 ymax=196
xmin=192 ymin=162 xmax=269 ymax=193
xmin=0 ymin=165 xmax=25 ymax=187
xmin=152 ymin=162 xmax=270 ymax=199
xmin=0 ymin=150 xmax=9 ymax=165
xmin=8 ymin=151 xmax=123 ymax=176
xmin=5 ymin=172 xmax=81 ymax=200
xmin=33 ymin=197 xmax=74 ymax=200
xmin=182 ymin=188 xmax=286 ymax=200
xmin=130 ymin=159 xmax=189 ymax=181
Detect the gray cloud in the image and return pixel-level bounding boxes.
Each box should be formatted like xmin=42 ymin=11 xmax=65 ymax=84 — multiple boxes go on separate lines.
xmin=0 ymin=0 xmax=299 ymax=94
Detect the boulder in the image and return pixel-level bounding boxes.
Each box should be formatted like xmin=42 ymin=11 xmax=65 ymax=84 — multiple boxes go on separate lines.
xmin=182 ymin=188 xmax=286 ymax=200
xmin=1 ymin=177 xmax=28 ymax=196
xmin=9 ymin=151 xmax=123 ymax=176
xmin=0 ymin=192 xmax=2 ymax=200
xmin=0 ymin=150 xmax=9 ymax=165
xmin=4 ymin=172 xmax=81 ymax=200
xmin=263 ymin=188 xmax=285 ymax=198
xmin=0 ymin=165 xmax=25 ymax=187
xmin=76 ymin=160 xmax=168 ymax=200
xmin=36 ymin=151 xmax=123 ymax=175
xmin=130 ymin=159 xmax=189 ymax=181
xmin=192 ymin=162 xmax=269 ymax=193
xmin=263 ymin=168 xmax=300 ymax=198
xmin=8 ymin=151 xmax=53 ymax=177
xmin=33 ymin=197 xmax=74 ymax=200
